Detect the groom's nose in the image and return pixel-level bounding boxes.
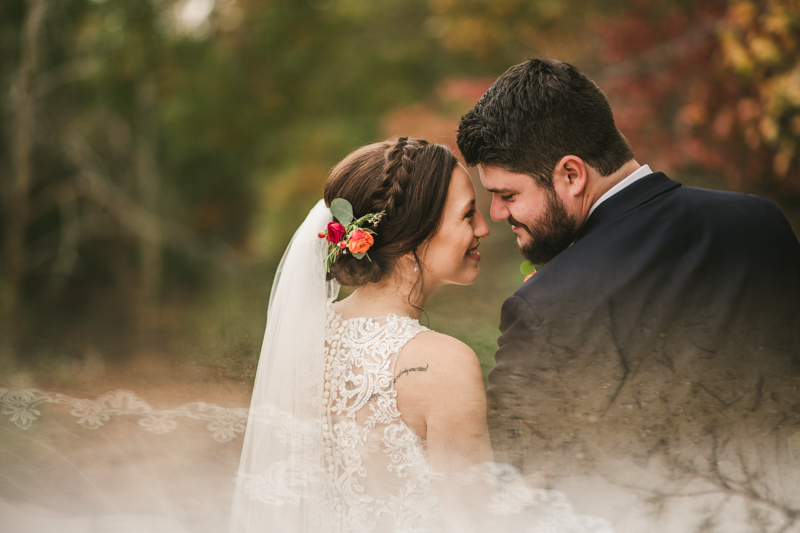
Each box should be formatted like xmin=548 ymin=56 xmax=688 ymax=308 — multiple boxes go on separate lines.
xmin=490 ymin=196 xmax=509 ymax=222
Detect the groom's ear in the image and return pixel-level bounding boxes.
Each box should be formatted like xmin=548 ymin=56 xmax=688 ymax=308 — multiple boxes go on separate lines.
xmin=552 ymin=155 xmax=588 ymax=198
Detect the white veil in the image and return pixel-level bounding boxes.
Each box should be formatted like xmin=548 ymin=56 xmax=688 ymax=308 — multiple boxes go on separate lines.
xmin=229 ymin=199 xmax=339 ymax=532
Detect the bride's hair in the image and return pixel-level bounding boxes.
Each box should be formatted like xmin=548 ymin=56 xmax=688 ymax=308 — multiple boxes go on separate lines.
xmin=324 ymin=137 xmax=457 ymax=287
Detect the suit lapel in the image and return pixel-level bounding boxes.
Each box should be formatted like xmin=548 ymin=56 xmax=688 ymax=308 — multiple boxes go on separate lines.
xmin=573 ymin=173 xmax=681 ymax=243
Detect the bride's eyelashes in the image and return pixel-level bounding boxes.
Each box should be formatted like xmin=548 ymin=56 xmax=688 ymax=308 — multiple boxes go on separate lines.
xmin=465 ymin=209 xmax=476 ymax=219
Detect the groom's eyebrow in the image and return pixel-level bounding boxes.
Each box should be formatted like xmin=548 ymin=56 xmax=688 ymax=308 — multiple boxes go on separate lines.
xmin=486 ymin=187 xmax=515 ymax=194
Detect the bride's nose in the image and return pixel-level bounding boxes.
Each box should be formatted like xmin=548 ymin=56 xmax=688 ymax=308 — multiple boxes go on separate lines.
xmin=474 ymin=210 xmax=490 ymax=238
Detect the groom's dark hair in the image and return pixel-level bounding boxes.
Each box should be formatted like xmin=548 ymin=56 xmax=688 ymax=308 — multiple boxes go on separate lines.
xmin=456 ymin=59 xmax=634 ymax=186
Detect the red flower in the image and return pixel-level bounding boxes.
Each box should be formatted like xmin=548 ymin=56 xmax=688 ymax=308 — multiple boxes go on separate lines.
xmin=326 ymin=222 xmax=346 ymax=243
xmin=348 ymin=229 xmax=374 ymax=254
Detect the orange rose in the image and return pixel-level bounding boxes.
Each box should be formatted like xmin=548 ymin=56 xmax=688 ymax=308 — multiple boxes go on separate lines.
xmin=347 ymin=229 xmax=374 ymax=254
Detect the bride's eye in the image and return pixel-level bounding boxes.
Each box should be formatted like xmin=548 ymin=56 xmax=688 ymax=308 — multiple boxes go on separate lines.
xmin=465 ymin=209 xmax=476 ymax=219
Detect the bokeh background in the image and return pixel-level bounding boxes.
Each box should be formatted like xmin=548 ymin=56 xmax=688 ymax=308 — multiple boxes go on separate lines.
xmin=1 ymin=1 xmax=800 ymax=530
xmin=1 ymin=0 xmax=799 ymax=410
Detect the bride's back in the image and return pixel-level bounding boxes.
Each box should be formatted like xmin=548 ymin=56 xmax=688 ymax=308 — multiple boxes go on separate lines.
xmin=322 ymin=306 xmax=442 ymax=532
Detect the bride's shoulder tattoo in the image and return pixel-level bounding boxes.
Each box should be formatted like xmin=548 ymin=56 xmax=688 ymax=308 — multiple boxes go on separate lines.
xmin=394 ymin=364 xmax=429 ymax=384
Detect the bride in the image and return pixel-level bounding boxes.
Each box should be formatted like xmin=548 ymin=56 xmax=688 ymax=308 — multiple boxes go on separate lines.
xmin=0 ymin=137 xmax=611 ymax=533
xmin=229 ymin=138 xmax=612 ymax=533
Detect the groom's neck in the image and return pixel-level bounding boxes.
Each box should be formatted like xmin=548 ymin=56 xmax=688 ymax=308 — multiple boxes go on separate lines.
xmin=580 ymin=159 xmax=641 ymax=217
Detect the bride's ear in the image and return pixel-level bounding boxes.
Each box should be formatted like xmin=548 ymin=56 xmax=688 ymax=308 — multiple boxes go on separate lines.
xmin=404 ymin=252 xmax=420 ymax=273
xmin=553 ymin=155 xmax=587 ymax=198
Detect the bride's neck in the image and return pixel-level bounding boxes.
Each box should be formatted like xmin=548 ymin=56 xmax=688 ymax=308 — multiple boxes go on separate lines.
xmin=334 ymin=273 xmax=432 ymax=320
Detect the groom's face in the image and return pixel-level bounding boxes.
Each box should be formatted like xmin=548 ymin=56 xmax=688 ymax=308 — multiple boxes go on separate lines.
xmin=479 ymin=165 xmax=579 ymax=264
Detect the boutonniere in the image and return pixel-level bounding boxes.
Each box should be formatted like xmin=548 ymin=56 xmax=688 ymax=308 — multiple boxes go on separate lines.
xmin=520 ymin=260 xmax=542 ymax=282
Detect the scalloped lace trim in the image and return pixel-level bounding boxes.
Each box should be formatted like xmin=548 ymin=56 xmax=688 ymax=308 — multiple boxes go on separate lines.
xmin=0 ymin=388 xmax=247 ymax=442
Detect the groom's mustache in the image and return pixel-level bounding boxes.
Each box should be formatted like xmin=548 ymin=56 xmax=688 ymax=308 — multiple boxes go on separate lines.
xmin=508 ymin=215 xmax=531 ymax=234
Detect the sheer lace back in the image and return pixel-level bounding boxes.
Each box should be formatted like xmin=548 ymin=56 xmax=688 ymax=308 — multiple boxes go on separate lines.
xmin=322 ymin=307 xmax=442 ymax=533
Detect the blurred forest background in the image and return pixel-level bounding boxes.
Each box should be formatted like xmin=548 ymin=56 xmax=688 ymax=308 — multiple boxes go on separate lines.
xmin=1 ymin=0 xmax=799 ymax=398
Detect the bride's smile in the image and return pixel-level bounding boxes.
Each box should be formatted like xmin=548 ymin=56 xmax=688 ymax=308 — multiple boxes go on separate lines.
xmin=417 ymin=164 xmax=489 ymax=289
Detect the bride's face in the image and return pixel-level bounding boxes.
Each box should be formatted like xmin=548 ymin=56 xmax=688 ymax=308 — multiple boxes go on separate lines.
xmin=418 ymin=164 xmax=489 ymax=287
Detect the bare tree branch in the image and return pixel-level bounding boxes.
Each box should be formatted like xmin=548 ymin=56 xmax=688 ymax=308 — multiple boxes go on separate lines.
xmin=63 ymin=134 xmax=241 ymax=273
xmin=50 ymin=181 xmax=81 ymax=282
xmin=34 ymin=58 xmax=95 ymax=99
xmin=608 ymin=435 xmax=799 ymax=533
xmin=2 ymin=0 xmax=48 ymax=362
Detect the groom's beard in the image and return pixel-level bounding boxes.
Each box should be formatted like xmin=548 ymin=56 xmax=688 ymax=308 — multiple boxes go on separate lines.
xmin=511 ymin=191 xmax=579 ymax=265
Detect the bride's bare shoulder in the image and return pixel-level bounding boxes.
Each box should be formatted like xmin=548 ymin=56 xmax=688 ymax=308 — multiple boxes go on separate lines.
xmin=395 ymin=330 xmax=483 ymax=388
xmin=395 ymin=330 xmax=487 ymax=442
xmin=406 ymin=330 xmax=478 ymax=362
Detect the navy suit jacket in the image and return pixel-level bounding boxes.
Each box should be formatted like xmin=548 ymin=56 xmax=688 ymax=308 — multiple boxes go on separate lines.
xmin=487 ymin=172 xmax=800 ymax=478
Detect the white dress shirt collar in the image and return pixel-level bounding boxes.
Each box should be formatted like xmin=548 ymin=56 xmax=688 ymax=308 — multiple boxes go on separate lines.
xmin=586 ymin=164 xmax=652 ymax=219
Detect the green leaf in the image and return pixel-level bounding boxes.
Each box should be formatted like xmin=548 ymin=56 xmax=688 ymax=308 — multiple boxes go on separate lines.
xmin=520 ymin=261 xmax=536 ymax=275
xmin=330 ymin=198 xmax=354 ymax=225
xmin=352 ymin=252 xmax=365 ymax=259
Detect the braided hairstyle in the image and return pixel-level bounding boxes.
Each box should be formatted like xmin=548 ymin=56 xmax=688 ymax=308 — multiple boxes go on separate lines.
xmin=323 ymin=137 xmax=457 ymax=287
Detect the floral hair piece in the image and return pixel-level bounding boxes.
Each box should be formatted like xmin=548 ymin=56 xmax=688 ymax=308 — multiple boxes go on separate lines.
xmin=319 ymin=198 xmax=385 ymax=273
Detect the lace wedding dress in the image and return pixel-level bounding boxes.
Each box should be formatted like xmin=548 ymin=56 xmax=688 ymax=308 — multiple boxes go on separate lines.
xmin=320 ymin=307 xmax=441 ymax=533
xmin=231 ymin=305 xmax=441 ymax=533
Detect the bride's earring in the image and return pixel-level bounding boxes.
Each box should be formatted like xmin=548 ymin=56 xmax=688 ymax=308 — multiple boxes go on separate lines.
xmin=412 ymin=254 xmax=419 ymax=273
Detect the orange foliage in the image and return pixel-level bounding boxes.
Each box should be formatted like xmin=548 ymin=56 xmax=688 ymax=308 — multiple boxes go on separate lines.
xmin=601 ymin=0 xmax=800 ymax=201
xmin=382 ymin=103 xmax=462 ymax=158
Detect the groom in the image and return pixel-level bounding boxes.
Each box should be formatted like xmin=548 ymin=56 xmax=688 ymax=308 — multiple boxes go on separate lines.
xmin=457 ymin=59 xmax=800 ymax=529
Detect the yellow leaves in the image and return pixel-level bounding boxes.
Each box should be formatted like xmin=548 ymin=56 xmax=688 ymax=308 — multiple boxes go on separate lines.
xmin=440 ymin=15 xmax=504 ymax=57
xmin=428 ymin=0 xmax=454 ymax=16
xmin=760 ymin=116 xmax=780 ymax=142
xmin=748 ymin=34 xmax=781 ymax=64
xmin=729 ymin=1 xmax=758 ymax=30
xmin=487 ymin=0 xmax=522 ymax=18
xmin=776 ymin=66 xmax=800 ymax=108
xmin=720 ymin=30 xmax=754 ymax=77
xmin=424 ymin=15 xmax=450 ymax=39
xmin=715 ymin=0 xmax=800 ymax=181
xmin=721 ymin=1 xmax=799 ymax=75
xmin=754 ymin=63 xmax=800 ymax=176
xmin=536 ymin=0 xmax=563 ymax=20
xmin=774 ymin=139 xmax=796 ymax=176
xmin=762 ymin=64 xmax=800 ymax=176
xmin=761 ymin=65 xmax=800 ymax=118
xmin=421 ymin=0 xmax=582 ymax=60
xmin=762 ymin=7 xmax=792 ymax=39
